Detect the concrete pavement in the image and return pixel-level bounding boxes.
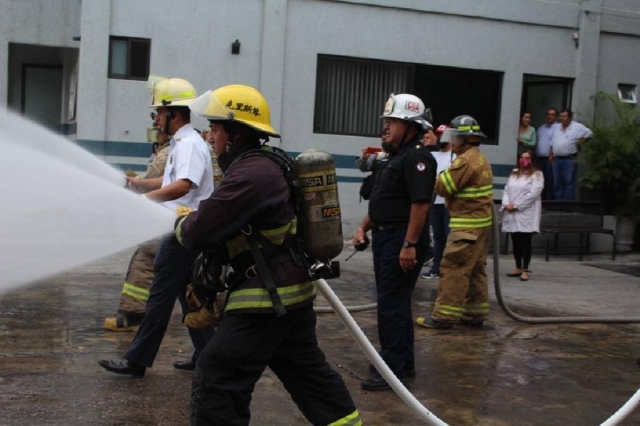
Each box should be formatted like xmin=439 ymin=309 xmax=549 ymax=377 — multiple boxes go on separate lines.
xmin=1 ymin=245 xmax=639 ymax=425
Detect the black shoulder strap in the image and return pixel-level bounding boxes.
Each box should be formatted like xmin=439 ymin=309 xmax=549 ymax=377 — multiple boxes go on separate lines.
xmin=227 ymin=147 xmax=307 ymax=316
xmin=245 ymin=231 xmax=287 ymax=317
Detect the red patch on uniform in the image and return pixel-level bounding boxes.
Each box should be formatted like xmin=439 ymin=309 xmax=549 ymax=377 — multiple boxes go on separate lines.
xmin=416 ymin=162 xmax=426 ymax=172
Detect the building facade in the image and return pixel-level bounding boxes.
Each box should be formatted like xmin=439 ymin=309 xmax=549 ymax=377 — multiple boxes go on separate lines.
xmin=2 ymin=0 xmax=640 ymax=228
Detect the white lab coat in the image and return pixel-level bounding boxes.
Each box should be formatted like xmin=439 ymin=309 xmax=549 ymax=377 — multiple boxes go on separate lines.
xmin=501 ymin=170 xmax=544 ymax=233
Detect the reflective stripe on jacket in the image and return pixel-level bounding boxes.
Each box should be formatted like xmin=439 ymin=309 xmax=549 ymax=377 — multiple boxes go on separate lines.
xmin=435 ymin=145 xmax=493 ymax=229
xmin=225 ymin=218 xmax=297 ymax=260
xmin=175 ymin=151 xmax=315 ymax=315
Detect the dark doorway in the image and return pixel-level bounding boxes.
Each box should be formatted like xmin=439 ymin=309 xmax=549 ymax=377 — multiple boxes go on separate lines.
xmin=521 ymin=75 xmax=573 ymax=128
xmin=21 ymin=65 xmax=63 ymax=130
xmin=415 ymin=65 xmax=503 ymax=144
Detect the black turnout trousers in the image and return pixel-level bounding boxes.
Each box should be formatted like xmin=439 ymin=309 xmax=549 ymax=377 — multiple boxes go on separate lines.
xmin=190 ymin=303 xmax=358 ymax=426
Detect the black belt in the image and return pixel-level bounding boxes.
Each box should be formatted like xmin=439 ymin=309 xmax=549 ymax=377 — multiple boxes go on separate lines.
xmin=372 ymin=223 xmax=408 ymax=232
xmin=554 ymin=154 xmax=577 ymax=159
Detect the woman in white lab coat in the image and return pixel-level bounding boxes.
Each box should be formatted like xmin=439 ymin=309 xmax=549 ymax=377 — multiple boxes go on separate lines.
xmin=502 ymin=150 xmax=544 ymax=281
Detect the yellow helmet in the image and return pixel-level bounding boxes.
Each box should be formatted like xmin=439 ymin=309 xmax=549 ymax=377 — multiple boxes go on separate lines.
xmin=189 ymin=84 xmax=280 ymax=137
xmin=148 ymin=77 xmax=198 ymax=108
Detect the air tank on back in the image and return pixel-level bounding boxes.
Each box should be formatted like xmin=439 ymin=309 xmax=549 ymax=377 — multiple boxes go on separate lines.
xmin=294 ymin=149 xmax=343 ymax=261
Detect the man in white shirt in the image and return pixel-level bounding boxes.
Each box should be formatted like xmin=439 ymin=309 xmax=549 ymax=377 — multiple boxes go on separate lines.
xmin=421 ymin=126 xmax=455 ymax=279
xmin=549 ymin=109 xmax=592 ymax=200
xmin=99 ymin=78 xmax=214 ymax=377
xmin=536 ymin=108 xmax=559 ymax=200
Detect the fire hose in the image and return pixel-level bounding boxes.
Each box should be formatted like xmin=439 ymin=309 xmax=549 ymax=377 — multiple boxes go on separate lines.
xmin=313 ymin=204 xmax=640 ymax=425
xmin=315 ymin=278 xmax=448 ymax=426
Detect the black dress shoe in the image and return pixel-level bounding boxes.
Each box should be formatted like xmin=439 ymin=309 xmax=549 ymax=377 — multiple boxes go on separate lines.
xmin=368 ymin=364 xmax=415 ymax=380
xmin=98 ymin=358 xmax=145 ymax=378
xmin=173 ymin=360 xmax=196 ymax=371
xmin=361 ymin=373 xmax=392 ymax=391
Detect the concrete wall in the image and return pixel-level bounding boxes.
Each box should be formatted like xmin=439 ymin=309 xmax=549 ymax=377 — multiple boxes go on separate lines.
xmin=597 ymin=33 xmax=640 ymax=99
xmin=101 ymin=0 xmax=265 ymax=145
xmin=0 ymin=0 xmax=81 ymax=108
xmin=4 ymin=0 xmax=640 ymax=250
xmin=282 ymin=0 xmax=581 ymax=226
xmin=7 ymin=45 xmax=62 ymax=112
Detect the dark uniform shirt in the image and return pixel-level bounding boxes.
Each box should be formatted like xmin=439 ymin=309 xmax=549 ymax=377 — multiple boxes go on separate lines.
xmin=178 ymin=152 xmax=312 ymax=312
xmin=369 ymin=136 xmax=436 ymax=226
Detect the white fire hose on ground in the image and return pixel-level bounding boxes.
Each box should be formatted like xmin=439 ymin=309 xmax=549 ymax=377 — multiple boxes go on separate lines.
xmin=313 ymin=204 xmax=640 ymax=425
xmin=314 ymin=278 xmax=448 ymax=426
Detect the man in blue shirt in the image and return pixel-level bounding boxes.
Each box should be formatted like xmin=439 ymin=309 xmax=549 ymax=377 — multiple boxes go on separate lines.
xmin=536 ymin=108 xmax=559 ymax=200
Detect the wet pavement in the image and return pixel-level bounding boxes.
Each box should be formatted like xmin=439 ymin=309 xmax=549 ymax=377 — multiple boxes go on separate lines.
xmin=1 ymin=247 xmax=640 ymax=425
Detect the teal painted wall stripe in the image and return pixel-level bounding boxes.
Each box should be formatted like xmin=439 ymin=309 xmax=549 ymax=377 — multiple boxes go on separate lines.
xmin=76 ymin=140 xmax=153 ymax=157
xmin=112 ymin=163 xmax=149 ymax=172
xmin=76 ymin=140 xmax=514 ymax=179
xmin=59 ymin=122 xmax=77 ymax=135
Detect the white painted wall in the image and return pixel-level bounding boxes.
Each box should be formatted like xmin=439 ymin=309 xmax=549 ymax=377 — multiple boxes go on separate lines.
xmin=0 ymin=0 xmax=81 ymax=108
xmin=3 ymin=0 xmax=640 ymax=250
xmin=597 ymin=33 xmax=640 ymax=98
xmin=102 ymin=0 xmax=265 ymax=144
xmin=281 ymin=0 xmax=581 ymax=227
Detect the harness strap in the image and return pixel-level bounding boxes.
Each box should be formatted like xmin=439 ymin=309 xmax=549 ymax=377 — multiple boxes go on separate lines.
xmin=245 ymin=231 xmax=287 ymax=317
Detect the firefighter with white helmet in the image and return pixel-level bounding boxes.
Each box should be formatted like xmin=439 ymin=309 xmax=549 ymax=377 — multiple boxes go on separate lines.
xmin=175 ymin=84 xmax=361 ymax=425
xmin=353 ymin=93 xmax=436 ymax=390
xmin=416 ymin=114 xmax=494 ymax=329
xmin=99 ymin=77 xmax=214 ymax=377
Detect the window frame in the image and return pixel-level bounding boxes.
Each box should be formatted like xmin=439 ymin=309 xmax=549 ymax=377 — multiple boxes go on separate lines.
xmin=617 ymin=84 xmax=637 ymax=105
xmin=313 ymin=54 xmax=503 ymax=143
xmin=108 ymin=36 xmax=151 ymax=81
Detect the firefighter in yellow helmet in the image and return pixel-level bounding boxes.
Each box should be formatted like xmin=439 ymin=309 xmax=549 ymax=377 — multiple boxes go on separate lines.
xmin=175 ymin=84 xmax=361 ymax=425
xmin=103 ymin=120 xmax=170 ymax=332
xmin=99 ymin=77 xmax=214 ymax=376
xmin=416 ymin=115 xmax=494 ymax=329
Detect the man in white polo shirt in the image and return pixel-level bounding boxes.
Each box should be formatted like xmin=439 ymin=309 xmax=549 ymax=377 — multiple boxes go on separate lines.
xmin=99 ymin=77 xmax=214 ymax=377
xmin=549 ymin=109 xmax=592 ymax=201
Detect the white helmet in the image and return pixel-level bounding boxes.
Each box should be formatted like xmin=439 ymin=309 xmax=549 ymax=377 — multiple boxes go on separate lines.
xmin=380 ymin=93 xmax=431 ymax=130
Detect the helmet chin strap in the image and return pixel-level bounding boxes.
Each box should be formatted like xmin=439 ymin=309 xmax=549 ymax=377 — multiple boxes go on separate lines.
xmin=400 ymin=121 xmax=416 ymax=146
xmin=161 ymin=102 xmax=172 ymax=136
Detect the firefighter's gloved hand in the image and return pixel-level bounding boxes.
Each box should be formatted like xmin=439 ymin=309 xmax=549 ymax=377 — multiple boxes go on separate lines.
xmin=176 ymin=206 xmax=193 ymax=217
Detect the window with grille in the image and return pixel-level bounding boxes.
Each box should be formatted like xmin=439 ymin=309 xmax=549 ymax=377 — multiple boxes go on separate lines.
xmin=314 ymin=55 xmax=503 ymax=143
xmin=108 ymin=36 xmax=151 ymax=80
xmin=314 ymin=55 xmax=413 ymax=137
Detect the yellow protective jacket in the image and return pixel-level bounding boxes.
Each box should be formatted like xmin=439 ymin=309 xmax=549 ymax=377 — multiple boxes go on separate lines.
xmin=145 ymin=143 xmax=170 ymax=179
xmin=435 ymin=144 xmax=493 ymax=229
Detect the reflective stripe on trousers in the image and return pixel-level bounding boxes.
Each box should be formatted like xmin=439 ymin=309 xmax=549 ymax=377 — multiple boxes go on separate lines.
xmin=122 ymin=282 xmax=150 ymax=302
xmin=449 ymin=215 xmax=492 ymax=229
xmin=225 ymin=281 xmax=316 ymax=312
xmin=328 ymin=410 xmax=363 ymax=426
xmin=432 ymin=227 xmax=491 ymax=323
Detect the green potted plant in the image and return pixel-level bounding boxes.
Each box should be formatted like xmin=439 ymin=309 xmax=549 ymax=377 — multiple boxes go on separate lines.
xmin=580 ymin=91 xmax=640 ymax=252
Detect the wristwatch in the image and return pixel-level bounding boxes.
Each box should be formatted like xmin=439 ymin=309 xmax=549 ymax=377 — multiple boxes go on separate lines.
xmin=402 ymin=240 xmax=417 ymax=249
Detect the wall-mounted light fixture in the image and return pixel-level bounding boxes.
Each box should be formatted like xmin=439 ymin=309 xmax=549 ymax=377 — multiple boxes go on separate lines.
xmin=231 ymin=39 xmax=241 ymax=55
xmin=73 ymin=36 xmax=81 ymax=41
xmin=572 ymin=32 xmax=579 ymax=48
